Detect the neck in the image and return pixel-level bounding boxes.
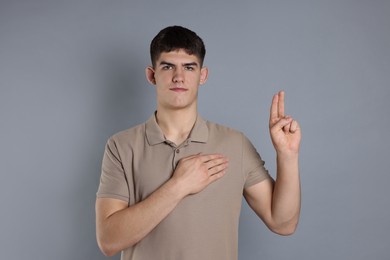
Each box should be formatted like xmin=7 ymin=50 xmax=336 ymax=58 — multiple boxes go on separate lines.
xmin=155 ymin=107 xmax=197 ymax=145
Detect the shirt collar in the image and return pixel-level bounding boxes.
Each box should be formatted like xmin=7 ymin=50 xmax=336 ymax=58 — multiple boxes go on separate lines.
xmin=145 ymin=112 xmax=209 ymax=146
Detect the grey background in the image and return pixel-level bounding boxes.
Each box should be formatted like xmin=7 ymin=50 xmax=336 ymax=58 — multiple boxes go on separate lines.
xmin=1 ymin=0 xmax=389 ymax=259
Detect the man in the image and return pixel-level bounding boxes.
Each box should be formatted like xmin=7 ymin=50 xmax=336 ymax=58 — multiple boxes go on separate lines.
xmin=96 ymin=25 xmax=301 ymax=260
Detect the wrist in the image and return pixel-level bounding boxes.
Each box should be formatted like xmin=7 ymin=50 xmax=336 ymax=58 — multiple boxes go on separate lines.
xmin=276 ymin=151 xmax=299 ymax=179
xmin=165 ymin=176 xmax=188 ymax=201
xmin=276 ymin=150 xmax=299 ymax=162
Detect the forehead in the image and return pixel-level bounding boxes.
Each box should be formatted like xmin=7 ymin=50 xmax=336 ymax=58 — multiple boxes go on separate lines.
xmin=156 ymin=49 xmax=201 ymax=65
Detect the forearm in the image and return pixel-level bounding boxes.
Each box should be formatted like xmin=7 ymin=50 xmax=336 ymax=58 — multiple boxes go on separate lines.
xmin=97 ymin=154 xmax=227 ymax=256
xmin=97 ymin=178 xmax=185 ymax=256
xmin=271 ymin=152 xmax=301 ymax=233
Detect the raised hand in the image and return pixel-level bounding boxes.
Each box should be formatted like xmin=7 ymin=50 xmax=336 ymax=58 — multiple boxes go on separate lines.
xmin=269 ymin=91 xmax=301 ymax=155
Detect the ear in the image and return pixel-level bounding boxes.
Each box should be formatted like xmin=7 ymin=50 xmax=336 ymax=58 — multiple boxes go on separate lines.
xmin=200 ymin=67 xmax=209 ymax=85
xmin=145 ymin=66 xmax=156 ymax=85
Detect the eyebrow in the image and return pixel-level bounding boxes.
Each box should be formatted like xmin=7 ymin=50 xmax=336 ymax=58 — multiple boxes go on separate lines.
xmin=182 ymin=62 xmax=198 ymax=67
xmin=159 ymin=61 xmax=199 ymax=67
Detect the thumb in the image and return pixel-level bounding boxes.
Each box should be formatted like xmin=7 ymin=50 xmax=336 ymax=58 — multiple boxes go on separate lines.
xmin=272 ymin=116 xmax=293 ymax=131
xmin=290 ymin=120 xmax=301 ymax=133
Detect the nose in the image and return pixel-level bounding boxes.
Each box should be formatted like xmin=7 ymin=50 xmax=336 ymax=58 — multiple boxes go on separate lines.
xmin=172 ymin=67 xmax=184 ymax=83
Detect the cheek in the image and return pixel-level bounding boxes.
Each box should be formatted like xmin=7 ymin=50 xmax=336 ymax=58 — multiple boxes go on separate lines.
xmin=155 ymin=74 xmax=171 ymax=85
xmin=187 ymin=74 xmax=201 ymax=84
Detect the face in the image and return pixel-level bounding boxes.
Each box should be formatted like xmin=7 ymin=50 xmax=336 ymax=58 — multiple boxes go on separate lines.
xmin=146 ymin=49 xmax=208 ymax=112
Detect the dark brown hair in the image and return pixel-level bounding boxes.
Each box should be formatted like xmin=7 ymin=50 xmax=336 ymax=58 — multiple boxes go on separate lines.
xmin=150 ymin=26 xmax=206 ymax=67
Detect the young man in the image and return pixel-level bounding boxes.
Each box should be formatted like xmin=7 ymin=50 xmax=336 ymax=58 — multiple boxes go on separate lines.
xmin=96 ymin=26 xmax=301 ymax=260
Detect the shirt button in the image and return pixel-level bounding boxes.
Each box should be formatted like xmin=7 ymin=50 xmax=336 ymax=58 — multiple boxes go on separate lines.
xmin=176 ymin=149 xmax=180 ymax=153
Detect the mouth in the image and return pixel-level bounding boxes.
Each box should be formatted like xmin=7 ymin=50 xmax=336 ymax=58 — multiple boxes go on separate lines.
xmin=169 ymin=87 xmax=188 ymax=92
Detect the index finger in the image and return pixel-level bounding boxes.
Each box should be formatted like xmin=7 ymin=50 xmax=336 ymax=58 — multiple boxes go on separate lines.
xmin=199 ymin=154 xmax=227 ymax=163
xmin=270 ymin=93 xmax=279 ymax=121
xmin=278 ymin=91 xmax=285 ymax=118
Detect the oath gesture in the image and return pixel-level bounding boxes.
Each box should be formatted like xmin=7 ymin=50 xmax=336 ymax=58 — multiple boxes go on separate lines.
xmin=269 ymin=91 xmax=301 ymax=155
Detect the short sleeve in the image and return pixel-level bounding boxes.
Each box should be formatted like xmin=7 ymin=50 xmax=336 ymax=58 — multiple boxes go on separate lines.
xmin=242 ymin=134 xmax=271 ymax=188
xmin=96 ymin=137 xmax=130 ymax=202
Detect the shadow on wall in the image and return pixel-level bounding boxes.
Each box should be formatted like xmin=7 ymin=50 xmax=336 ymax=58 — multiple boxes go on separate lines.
xmin=69 ymin=49 xmax=153 ymax=259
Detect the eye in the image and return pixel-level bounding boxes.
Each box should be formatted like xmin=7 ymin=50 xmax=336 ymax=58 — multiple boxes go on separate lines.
xmin=184 ymin=66 xmax=195 ymax=71
xmin=162 ymin=65 xmax=173 ymax=70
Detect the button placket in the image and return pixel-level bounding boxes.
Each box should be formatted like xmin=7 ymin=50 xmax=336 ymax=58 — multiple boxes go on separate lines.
xmin=172 ymin=141 xmax=189 ymax=170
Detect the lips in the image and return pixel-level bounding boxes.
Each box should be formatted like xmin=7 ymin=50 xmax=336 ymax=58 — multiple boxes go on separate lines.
xmin=170 ymin=87 xmax=188 ymax=92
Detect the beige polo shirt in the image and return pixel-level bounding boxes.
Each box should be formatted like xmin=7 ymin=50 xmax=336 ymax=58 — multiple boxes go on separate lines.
xmin=97 ymin=113 xmax=270 ymax=260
